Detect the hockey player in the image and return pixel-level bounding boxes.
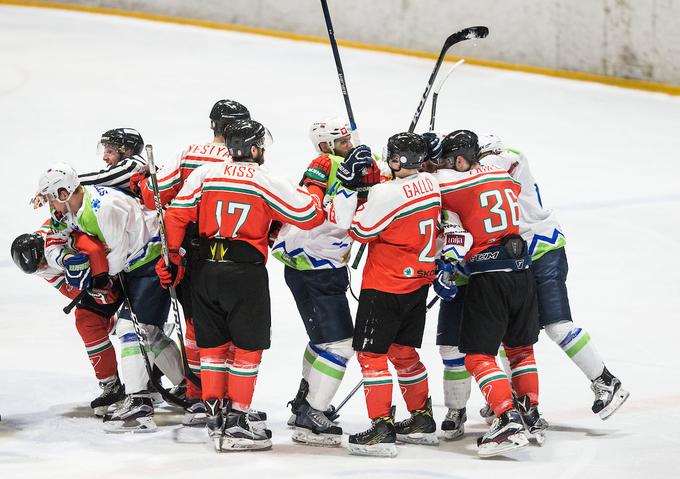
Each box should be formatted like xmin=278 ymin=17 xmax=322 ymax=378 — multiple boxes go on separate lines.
xmin=11 ymin=224 xmax=124 ymax=416
xmin=272 ymin=117 xmax=368 ymax=446
xmin=131 ymin=99 xmax=251 ymax=425
xmin=79 ymin=128 xmax=147 ymax=191
xmin=433 ymin=130 xmax=540 ymax=457
xmin=476 ymin=133 xmax=629 ymax=420
xmin=331 ymin=132 xmax=441 ymax=457
xmin=37 ymin=163 xmax=184 ymax=433
xmin=158 ymin=119 xmax=325 ymax=451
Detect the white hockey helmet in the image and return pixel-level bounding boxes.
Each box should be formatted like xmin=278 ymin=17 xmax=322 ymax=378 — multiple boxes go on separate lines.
xmin=309 ymin=117 xmax=351 ymax=153
xmin=478 ymin=133 xmax=504 ymax=155
xmin=38 ymin=162 xmax=80 ymax=202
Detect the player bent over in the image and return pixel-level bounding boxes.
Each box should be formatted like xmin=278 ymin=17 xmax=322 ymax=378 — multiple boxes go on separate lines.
xmin=332 ymin=132 xmax=441 ymax=457
xmin=477 ymin=134 xmax=629 ymax=420
xmin=11 ymin=224 xmax=124 ymax=416
xmin=159 ymin=119 xmax=324 ymax=451
xmin=434 ymin=130 xmax=541 ymax=457
xmin=133 ymin=99 xmax=252 ymax=426
xmin=38 ymin=163 xmax=184 ymax=433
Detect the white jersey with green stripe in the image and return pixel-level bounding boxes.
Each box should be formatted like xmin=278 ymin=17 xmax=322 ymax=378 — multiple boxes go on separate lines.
xmin=480 ymin=149 xmax=566 ymax=260
xmin=45 ymin=185 xmax=161 ymax=274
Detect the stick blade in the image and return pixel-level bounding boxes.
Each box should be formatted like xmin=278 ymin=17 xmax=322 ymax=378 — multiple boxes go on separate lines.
xmin=445 ymin=26 xmax=489 ymax=49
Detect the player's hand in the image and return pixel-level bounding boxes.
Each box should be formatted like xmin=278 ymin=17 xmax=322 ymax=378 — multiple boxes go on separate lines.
xmin=63 ymin=253 xmax=92 ymax=290
xmin=268 ymin=221 xmax=283 ymax=248
xmin=337 ymin=145 xmax=373 ymax=189
xmin=422 ymin=132 xmax=442 ymax=163
xmin=129 ymin=172 xmax=148 ymax=197
xmin=433 ymin=259 xmax=457 ymax=301
xmin=155 ymin=250 xmax=185 ymax=288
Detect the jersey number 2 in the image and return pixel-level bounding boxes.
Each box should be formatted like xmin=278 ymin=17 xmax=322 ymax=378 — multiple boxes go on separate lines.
xmin=418 ymin=218 xmax=436 ymax=263
xmin=215 ymin=200 xmax=251 ymax=238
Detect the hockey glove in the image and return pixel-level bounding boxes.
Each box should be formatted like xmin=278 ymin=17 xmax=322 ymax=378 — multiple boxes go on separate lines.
xmin=337 ymin=145 xmax=373 ymax=190
xmin=155 ymin=250 xmax=186 ymax=289
xmin=88 ymin=274 xmax=120 ymax=305
xmin=422 ymin=132 xmax=442 ymax=164
xmin=129 ymin=172 xmax=148 ymax=198
xmin=268 ymin=221 xmax=283 ymax=248
xmin=63 ymin=253 xmax=92 ymax=290
xmin=433 ymin=259 xmax=458 ymax=302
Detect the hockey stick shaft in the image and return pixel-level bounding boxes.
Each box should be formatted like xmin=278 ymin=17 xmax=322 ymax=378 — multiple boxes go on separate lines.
xmin=320 ymin=0 xmax=360 ymax=142
xmin=429 ymin=59 xmax=465 ymax=131
xmin=352 ymin=28 xmax=487 ymax=269
xmin=118 ymin=274 xmax=190 ymax=409
xmin=63 ymin=288 xmax=88 ymax=314
xmin=427 ymin=296 xmax=440 ymax=310
xmin=146 ymin=145 xmax=201 ymax=389
xmin=334 ymin=378 xmax=363 ymax=414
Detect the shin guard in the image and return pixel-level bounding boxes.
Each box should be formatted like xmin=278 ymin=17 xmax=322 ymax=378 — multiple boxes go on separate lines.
xmin=465 ymin=353 xmax=514 ymax=417
xmin=184 ymin=318 xmax=202 ymax=399
xmin=357 ymin=351 xmax=393 ymax=419
xmin=504 ymin=344 xmax=539 ymax=405
xmin=306 ymin=339 xmax=352 ymax=411
xmin=388 ymin=344 xmax=428 ymax=412
xmin=545 ymin=321 xmax=605 ymax=381
xmin=74 ymin=307 xmax=117 ymax=380
xmin=200 ymin=344 xmax=229 ymax=402
xmin=439 ymin=345 xmax=471 ymax=410
xmin=227 ymin=347 xmax=262 ymax=412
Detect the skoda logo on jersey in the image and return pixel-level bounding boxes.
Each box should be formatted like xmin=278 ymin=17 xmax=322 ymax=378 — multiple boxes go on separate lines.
xmin=403 ymin=267 xmax=414 ymax=278
xmin=91 ymin=198 xmax=101 ymax=211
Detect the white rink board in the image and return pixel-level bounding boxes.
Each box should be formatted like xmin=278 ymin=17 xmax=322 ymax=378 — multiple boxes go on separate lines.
xmin=1 ymin=6 xmax=679 ymax=479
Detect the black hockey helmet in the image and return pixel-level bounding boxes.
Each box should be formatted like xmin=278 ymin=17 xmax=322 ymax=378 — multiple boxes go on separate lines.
xmin=441 ymin=129 xmax=480 ymax=164
xmin=224 ymin=119 xmax=273 ymax=161
xmin=100 ymin=128 xmax=144 ymax=156
xmin=11 ymin=232 xmax=45 ymax=274
xmin=210 ymin=99 xmax=250 ymax=136
xmin=386 ymin=132 xmax=428 ymax=169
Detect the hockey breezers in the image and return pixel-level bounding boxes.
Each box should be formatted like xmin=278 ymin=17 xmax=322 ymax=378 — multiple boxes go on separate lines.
xmin=352 ymin=26 xmax=488 ymax=269
xmin=115 ymin=274 xmax=190 ymax=409
xmin=145 ymin=145 xmax=201 ymax=389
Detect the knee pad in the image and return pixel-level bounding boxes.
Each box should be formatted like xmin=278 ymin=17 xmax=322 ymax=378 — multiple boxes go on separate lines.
xmin=503 ymin=344 xmax=535 ymax=369
xmin=387 ymin=344 xmax=420 ymax=373
xmin=544 ymin=320 xmax=575 ymax=345
xmin=313 ymin=338 xmax=354 ymax=363
xmin=464 ymin=353 xmax=497 ymax=375
xmin=232 ymin=347 xmax=262 ymax=370
xmin=357 ymin=351 xmax=388 ymax=377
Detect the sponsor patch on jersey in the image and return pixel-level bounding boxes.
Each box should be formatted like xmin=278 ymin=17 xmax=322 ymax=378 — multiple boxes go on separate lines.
xmin=91 ymin=198 xmax=101 ymax=211
xmin=403 ymin=267 xmax=414 ymax=278
xmin=445 ymin=234 xmax=465 ymax=246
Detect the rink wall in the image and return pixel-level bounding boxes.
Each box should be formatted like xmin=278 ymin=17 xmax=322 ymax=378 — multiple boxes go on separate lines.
xmin=5 ymin=0 xmax=680 ymax=94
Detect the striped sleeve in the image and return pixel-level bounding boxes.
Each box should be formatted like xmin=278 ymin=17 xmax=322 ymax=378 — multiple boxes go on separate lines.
xmin=257 ymin=173 xmax=325 ymax=230
xmin=141 ymin=148 xmax=186 ymax=208
xmin=79 ymin=155 xmax=147 ymax=190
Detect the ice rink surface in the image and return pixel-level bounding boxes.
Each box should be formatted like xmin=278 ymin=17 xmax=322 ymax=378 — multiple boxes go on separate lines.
xmin=1 ymin=5 xmax=679 ymax=479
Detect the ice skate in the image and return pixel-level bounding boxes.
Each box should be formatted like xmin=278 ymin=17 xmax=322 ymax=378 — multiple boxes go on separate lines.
xmin=292 ymin=403 xmax=342 ymax=446
xmin=182 ymin=399 xmax=207 ymax=427
xmin=220 ymin=410 xmax=273 ymax=451
xmin=90 ymin=374 xmax=125 ymax=417
xmin=441 ymin=407 xmax=466 ymax=440
xmin=477 ymin=409 xmax=529 ymax=458
xmin=205 ymin=399 xmax=225 ymax=452
xmin=286 ymin=378 xmax=338 ymax=427
xmin=591 ymin=367 xmax=630 ymax=420
xmin=103 ymin=392 xmax=157 ymax=433
xmin=479 ymin=403 xmax=495 ymax=425
xmin=516 ymin=395 xmax=548 ymax=445
xmin=395 ymin=397 xmax=439 ymax=445
xmin=169 ymin=380 xmax=187 ymax=401
xmin=348 ymin=407 xmax=397 ymax=457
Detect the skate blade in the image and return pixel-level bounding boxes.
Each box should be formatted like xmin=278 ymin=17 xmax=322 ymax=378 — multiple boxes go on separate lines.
xmin=220 ymin=437 xmax=272 ymax=451
xmin=599 ymin=388 xmax=630 ymax=420
xmin=528 ymin=431 xmax=546 ymax=446
xmin=291 ymin=428 xmax=341 ymax=447
xmin=93 ymin=405 xmax=109 ymax=418
xmin=396 ymin=432 xmax=439 ymax=445
xmin=348 ymin=442 xmax=398 ymax=457
xmin=181 ymin=413 xmax=207 ymax=427
xmin=286 ymin=414 xmax=296 ymax=428
xmin=442 ymin=428 xmax=464 ymax=441
xmin=103 ymin=417 xmax=157 ymax=434
xmin=478 ymin=433 xmax=529 ymax=458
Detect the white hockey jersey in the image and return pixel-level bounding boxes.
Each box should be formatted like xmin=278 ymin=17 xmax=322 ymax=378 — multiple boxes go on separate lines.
xmin=480 ymin=148 xmax=566 ymax=260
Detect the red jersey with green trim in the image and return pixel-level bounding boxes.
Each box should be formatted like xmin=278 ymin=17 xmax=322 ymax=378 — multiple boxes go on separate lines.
xmin=139 ymin=142 xmax=231 ymax=210
xmin=345 ymin=172 xmax=441 ymax=294
xmin=164 ymin=162 xmax=325 ymax=261
xmin=435 ymin=165 xmax=522 ymax=259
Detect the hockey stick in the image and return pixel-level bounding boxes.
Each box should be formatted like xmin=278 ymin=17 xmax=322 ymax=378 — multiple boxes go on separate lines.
xmin=117 ymin=274 xmax=190 ymax=409
xmin=63 ymin=289 xmax=88 ymax=314
xmin=145 ymin=145 xmax=201 ymax=389
xmin=333 ymin=378 xmax=363 ymax=415
xmin=429 ymin=59 xmax=465 ymax=131
xmin=351 ymin=28 xmax=487 ymax=269
xmin=320 ymin=0 xmax=360 ymax=143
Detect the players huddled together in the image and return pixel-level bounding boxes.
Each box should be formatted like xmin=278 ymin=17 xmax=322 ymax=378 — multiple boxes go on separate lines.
xmin=10 ymin=99 xmax=629 ymax=458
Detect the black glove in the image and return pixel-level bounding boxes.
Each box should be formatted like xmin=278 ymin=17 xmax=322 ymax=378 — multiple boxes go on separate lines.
xmin=337 ymin=145 xmax=373 ymax=189
xmin=91 ymin=273 xmax=112 ymax=290
xmin=422 ymin=132 xmax=442 ymax=163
